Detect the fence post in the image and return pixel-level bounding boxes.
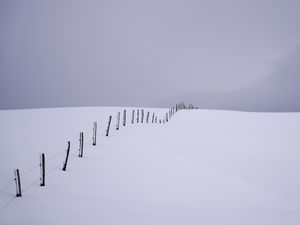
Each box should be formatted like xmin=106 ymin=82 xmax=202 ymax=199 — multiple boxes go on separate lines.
xmin=106 ymin=116 xmax=112 ymax=136
xmin=93 ymin=122 xmax=97 ymax=146
xmin=141 ymin=109 xmax=144 ymax=123
xmin=146 ymin=111 xmax=150 ymax=123
xmin=39 ymin=153 xmax=45 ymax=186
xmin=116 ymin=112 xmax=120 ymax=130
xmin=137 ymin=109 xmax=139 ymax=123
xmin=159 ymin=119 xmax=161 ymax=124
xmin=131 ymin=110 xmax=135 ymax=124
xmin=166 ymin=113 xmax=169 ymax=122
xmin=62 ymin=141 xmax=70 ymax=171
xmin=14 ymin=169 xmax=22 ymax=197
xmin=78 ymin=132 xmax=84 ymax=157
xmin=152 ymin=113 xmax=155 ymax=123
xmin=155 ymin=116 xmax=157 ymax=123
xmin=123 ymin=109 xmax=126 ymax=126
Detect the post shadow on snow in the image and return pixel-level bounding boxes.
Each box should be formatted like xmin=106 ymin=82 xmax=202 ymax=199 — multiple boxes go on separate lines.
xmin=159 ymin=46 xmax=300 ymax=112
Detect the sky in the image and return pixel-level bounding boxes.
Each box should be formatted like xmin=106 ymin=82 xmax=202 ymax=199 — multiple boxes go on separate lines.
xmin=1 ymin=0 xmax=300 ymax=111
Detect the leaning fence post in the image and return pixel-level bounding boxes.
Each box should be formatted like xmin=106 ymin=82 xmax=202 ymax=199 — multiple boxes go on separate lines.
xmin=141 ymin=109 xmax=144 ymax=123
xmin=123 ymin=109 xmax=126 ymax=126
xmin=152 ymin=113 xmax=155 ymax=123
xmin=166 ymin=113 xmax=169 ymax=122
xmin=106 ymin=116 xmax=112 ymax=136
xmin=39 ymin=153 xmax=45 ymax=186
xmin=62 ymin=141 xmax=70 ymax=171
xmin=116 ymin=112 xmax=120 ymax=130
xmin=78 ymin=132 xmax=84 ymax=157
xmin=93 ymin=122 xmax=97 ymax=146
xmin=14 ymin=169 xmax=22 ymax=197
xmin=146 ymin=111 xmax=150 ymax=123
xmin=131 ymin=110 xmax=135 ymax=124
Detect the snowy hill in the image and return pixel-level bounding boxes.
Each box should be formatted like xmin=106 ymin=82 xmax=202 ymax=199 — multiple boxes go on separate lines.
xmin=1 ymin=107 xmax=300 ymax=225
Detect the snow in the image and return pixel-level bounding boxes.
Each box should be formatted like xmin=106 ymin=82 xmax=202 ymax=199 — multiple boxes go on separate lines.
xmin=1 ymin=107 xmax=300 ymax=224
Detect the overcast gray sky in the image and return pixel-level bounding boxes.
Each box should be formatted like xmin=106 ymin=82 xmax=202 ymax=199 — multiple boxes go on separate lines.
xmin=1 ymin=0 xmax=300 ymax=111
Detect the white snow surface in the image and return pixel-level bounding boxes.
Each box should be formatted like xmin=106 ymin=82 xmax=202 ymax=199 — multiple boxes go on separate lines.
xmin=0 ymin=107 xmax=300 ymax=225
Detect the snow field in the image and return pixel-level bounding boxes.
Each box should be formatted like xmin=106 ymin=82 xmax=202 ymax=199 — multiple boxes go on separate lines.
xmin=0 ymin=107 xmax=300 ymax=224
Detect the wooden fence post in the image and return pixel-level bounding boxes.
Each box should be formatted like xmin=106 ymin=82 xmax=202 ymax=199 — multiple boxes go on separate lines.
xmin=166 ymin=113 xmax=169 ymax=122
xmin=14 ymin=169 xmax=22 ymax=197
xmin=93 ymin=122 xmax=97 ymax=145
xmin=123 ymin=109 xmax=126 ymax=126
xmin=116 ymin=112 xmax=120 ymax=130
xmin=146 ymin=111 xmax=150 ymax=123
xmin=78 ymin=132 xmax=84 ymax=157
xmin=137 ymin=109 xmax=139 ymax=123
xmin=62 ymin=141 xmax=70 ymax=171
xmin=39 ymin=153 xmax=45 ymax=186
xmin=141 ymin=109 xmax=144 ymax=123
xmin=106 ymin=116 xmax=112 ymax=136
xmin=152 ymin=113 xmax=155 ymax=123
xmin=155 ymin=116 xmax=157 ymax=123
xmin=131 ymin=110 xmax=135 ymax=124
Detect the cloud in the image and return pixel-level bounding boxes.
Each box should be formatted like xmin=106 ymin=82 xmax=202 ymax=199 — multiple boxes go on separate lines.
xmin=160 ymin=46 xmax=300 ymax=112
xmin=1 ymin=1 xmax=300 ymax=110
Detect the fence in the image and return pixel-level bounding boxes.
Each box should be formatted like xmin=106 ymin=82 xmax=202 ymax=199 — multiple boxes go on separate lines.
xmin=0 ymin=102 xmax=195 ymax=214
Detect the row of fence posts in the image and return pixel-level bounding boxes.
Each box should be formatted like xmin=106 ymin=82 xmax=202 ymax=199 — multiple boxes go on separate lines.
xmin=12 ymin=102 xmax=194 ymax=197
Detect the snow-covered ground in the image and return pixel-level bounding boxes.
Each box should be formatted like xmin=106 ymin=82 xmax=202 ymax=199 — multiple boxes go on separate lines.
xmin=0 ymin=107 xmax=300 ymax=225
